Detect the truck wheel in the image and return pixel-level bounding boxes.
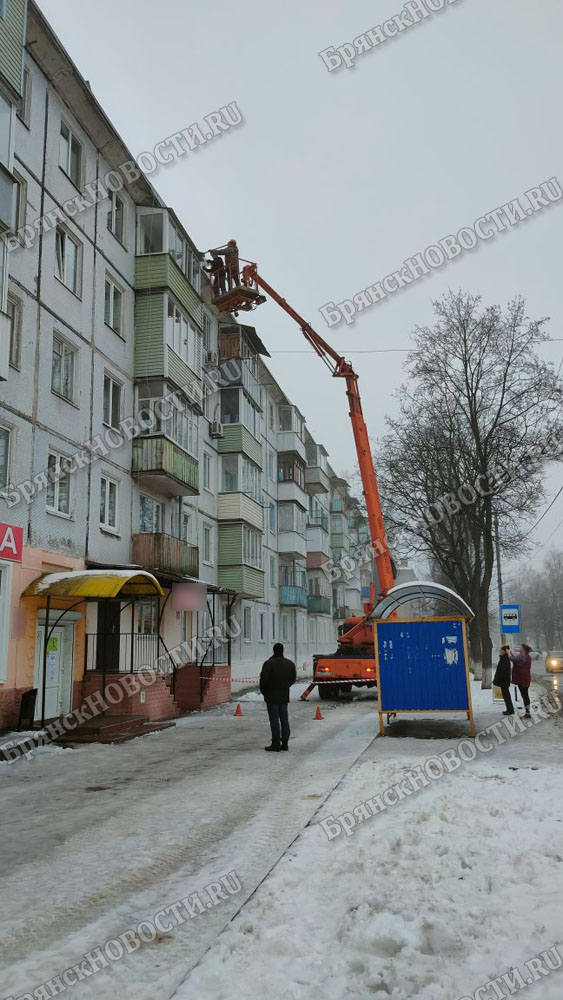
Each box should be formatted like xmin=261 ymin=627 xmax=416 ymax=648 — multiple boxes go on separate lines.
xmin=340 ymin=684 xmax=352 ymax=694
xmin=319 ymin=684 xmax=340 ymax=700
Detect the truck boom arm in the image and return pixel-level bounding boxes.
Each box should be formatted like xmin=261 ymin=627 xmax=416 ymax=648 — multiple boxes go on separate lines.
xmin=242 ymin=264 xmax=395 ymax=598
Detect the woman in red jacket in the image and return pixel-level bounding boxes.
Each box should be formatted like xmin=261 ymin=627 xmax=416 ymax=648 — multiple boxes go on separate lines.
xmin=509 ymin=644 xmax=532 ymax=719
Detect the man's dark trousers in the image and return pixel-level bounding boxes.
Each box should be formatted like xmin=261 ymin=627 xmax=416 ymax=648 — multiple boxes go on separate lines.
xmin=267 ymin=702 xmax=290 ymax=748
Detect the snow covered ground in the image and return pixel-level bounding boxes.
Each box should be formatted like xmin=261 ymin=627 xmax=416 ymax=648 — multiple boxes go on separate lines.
xmin=2 ymin=681 xmax=563 ymax=1000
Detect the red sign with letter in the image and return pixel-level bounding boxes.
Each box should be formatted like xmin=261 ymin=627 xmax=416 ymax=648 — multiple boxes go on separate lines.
xmin=0 ymin=522 xmax=23 ymax=562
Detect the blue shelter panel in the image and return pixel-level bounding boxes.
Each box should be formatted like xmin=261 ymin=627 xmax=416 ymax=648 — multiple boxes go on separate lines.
xmin=376 ymin=619 xmax=470 ymax=712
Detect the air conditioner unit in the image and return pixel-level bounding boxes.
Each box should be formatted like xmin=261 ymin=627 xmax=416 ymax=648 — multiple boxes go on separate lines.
xmin=210 ymin=421 xmax=224 ymax=439
xmin=204 ymin=350 xmax=219 ymax=369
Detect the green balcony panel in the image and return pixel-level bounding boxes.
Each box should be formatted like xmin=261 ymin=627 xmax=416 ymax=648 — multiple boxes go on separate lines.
xmin=218 ymin=425 xmax=262 ymax=467
xmin=218 ymin=566 xmax=264 ymax=598
xmin=132 ymin=436 xmax=199 ymax=496
xmin=135 ymin=293 xmax=165 ymax=379
xmin=135 ymin=254 xmax=203 ymax=328
xmin=308 ymin=595 xmax=331 ymax=615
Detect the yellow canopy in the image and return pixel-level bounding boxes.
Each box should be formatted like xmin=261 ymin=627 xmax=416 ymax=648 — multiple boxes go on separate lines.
xmin=22 ymin=569 xmax=164 ymax=599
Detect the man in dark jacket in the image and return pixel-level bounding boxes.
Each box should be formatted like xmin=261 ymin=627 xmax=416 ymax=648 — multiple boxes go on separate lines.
xmin=493 ymin=644 xmax=513 ymax=715
xmin=260 ymin=643 xmax=297 ymax=752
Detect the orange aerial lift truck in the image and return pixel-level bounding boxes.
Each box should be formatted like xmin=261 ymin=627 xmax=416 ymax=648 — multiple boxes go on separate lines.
xmin=209 ymin=249 xmax=468 ymax=698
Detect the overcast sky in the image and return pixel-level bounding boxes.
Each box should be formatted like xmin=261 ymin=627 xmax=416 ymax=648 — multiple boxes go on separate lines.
xmin=35 ymin=0 xmax=563 ymax=572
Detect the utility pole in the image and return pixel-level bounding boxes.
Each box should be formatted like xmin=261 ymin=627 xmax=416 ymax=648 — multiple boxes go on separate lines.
xmin=494 ymin=513 xmax=505 ymax=646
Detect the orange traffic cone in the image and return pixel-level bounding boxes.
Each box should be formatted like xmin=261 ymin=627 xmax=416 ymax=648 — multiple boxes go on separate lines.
xmin=314 ymin=706 xmax=324 ymax=720
xmin=234 ymin=703 xmax=243 ymax=717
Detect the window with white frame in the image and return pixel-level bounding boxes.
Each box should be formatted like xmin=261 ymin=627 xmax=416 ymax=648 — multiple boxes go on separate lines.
xmin=242 ymin=525 xmax=262 ymax=569
xmin=138 ymin=394 xmax=199 ymax=459
xmin=103 ymin=374 xmax=122 ymax=429
xmin=269 ymin=502 xmax=276 ymax=533
xmin=203 ymin=524 xmax=212 ymax=565
xmin=46 ymin=452 xmax=71 ymax=516
xmin=140 ymin=494 xmax=164 ymax=534
xmin=0 ymin=424 xmax=10 ymax=489
xmin=17 ymin=67 xmax=31 ymax=126
xmin=202 ymin=311 xmax=215 ymax=352
xmin=104 ymin=276 xmax=123 ymax=336
xmin=55 ymin=226 xmax=81 ymax=295
xmin=137 ymin=210 xmax=165 ymax=255
xmin=100 ymin=474 xmax=118 ymax=531
xmin=259 ymin=612 xmax=265 ymax=642
xmin=168 ymin=219 xmax=188 ymax=274
xmin=51 ymin=334 xmax=76 ymax=402
xmin=107 ymin=190 xmax=125 ymax=244
xmin=0 ymin=88 xmax=13 ymax=168
xmin=243 ymin=606 xmax=252 ymax=641
xmin=281 ymin=614 xmax=289 ymax=642
xmin=137 ymin=601 xmax=158 ymax=635
xmin=203 ymin=451 xmax=212 ymax=491
xmin=59 ymin=120 xmax=83 ymax=187
xmin=12 ymin=171 xmax=26 ymax=232
xmin=271 ymin=611 xmax=276 ymax=640
xmin=269 ymin=555 xmax=276 ymax=588
xmin=268 ymin=451 xmax=275 ymax=481
xmin=166 ymin=296 xmax=197 ymax=372
xmin=7 ymin=293 xmax=21 ymax=369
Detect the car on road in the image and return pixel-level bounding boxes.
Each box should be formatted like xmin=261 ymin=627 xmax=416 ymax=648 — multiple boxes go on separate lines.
xmin=545 ymin=651 xmax=563 ymax=672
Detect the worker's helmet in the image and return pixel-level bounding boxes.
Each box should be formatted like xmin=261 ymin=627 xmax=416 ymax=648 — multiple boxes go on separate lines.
xmin=228 ymin=239 xmax=237 ymax=246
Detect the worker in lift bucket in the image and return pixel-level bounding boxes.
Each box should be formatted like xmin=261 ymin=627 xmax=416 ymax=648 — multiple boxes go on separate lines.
xmin=204 ymin=251 xmax=226 ymax=296
xmin=214 ymin=239 xmax=240 ymax=290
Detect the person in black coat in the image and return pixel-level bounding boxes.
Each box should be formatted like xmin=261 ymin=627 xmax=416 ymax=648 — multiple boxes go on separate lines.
xmin=493 ymin=644 xmax=513 ymax=715
xmin=259 ymin=643 xmax=297 ymax=752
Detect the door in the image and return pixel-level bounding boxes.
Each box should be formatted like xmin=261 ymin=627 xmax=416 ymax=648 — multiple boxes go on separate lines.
xmin=34 ymin=626 xmax=69 ymax=721
xmin=96 ymin=601 xmax=121 ymax=672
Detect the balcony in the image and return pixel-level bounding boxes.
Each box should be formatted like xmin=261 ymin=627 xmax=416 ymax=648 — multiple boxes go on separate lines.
xmin=306 ymin=526 xmax=331 ymax=561
xmin=334 ymin=605 xmax=351 ymax=619
xmin=277 ymin=431 xmax=306 ymax=462
xmin=132 ymin=533 xmax=199 ymax=578
xmin=330 ymin=532 xmax=350 ymax=552
xmin=132 ymin=436 xmax=199 ymax=496
xmin=305 ymin=465 xmax=330 ymax=495
xmin=280 ymin=585 xmax=308 ymax=608
xmin=218 ymin=493 xmax=263 ymax=530
xmin=308 ymin=595 xmax=331 ymax=615
xmin=278 ymin=480 xmax=307 ymax=505
xmin=278 ymin=531 xmax=307 ymax=560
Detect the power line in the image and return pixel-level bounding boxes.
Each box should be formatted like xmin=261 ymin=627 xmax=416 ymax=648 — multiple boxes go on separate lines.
xmin=522 ymin=485 xmax=563 ymax=540
xmin=268 ymin=349 xmax=411 ymax=354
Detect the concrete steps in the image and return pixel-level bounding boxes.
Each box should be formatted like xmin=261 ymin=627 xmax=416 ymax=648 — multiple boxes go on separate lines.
xmin=54 ymin=715 xmax=176 ymax=745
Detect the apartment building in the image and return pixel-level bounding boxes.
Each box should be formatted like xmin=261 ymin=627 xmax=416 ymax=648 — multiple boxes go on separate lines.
xmin=0 ymin=1 xmax=374 ymax=729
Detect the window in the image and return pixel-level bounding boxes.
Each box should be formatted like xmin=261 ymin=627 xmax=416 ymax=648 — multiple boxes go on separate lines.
xmin=59 ymin=121 xmax=83 ymax=187
xmin=281 ymin=614 xmax=289 ymax=642
xmin=137 ymin=210 xmax=165 ymax=255
xmin=137 ymin=602 xmax=157 ymax=635
xmin=138 ymin=394 xmax=199 ymax=459
xmin=168 ymin=219 xmax=188 ymax=274
xmin=203 ymin=451 xmax=212 ymax=491
xmin=0 ymin=89 xmax=13 ymax=168
xmin=243 ymin=525 xmax=262 ymax=568
xmin=243 ymin=607 xmax=252 ymax=641
xmin=268 ymin=451 xmax=275 ymax=481
xmin=221 ymin=453 xmax=238 ymax=492
xmin=278 ymin=405 xmax=293 ymax=432
xmin=51 ymin=334 xmax=76 ymax=402
xmin=107 ymin=190 xmax=125 ymax=243
xmin=269 ymin=555 xmax=276 ymax=588
xmin=7 ymin=293 xmax=21 ymax=369
xmin=259 ymin=612 xmax=265 ymax=642
xmin=202 ymin=311 xmax=215 ymax=351
xmin=46 ymin=452 xmax=71 ymax=516
xmin=269 ymin=403 xmax=274 ymax=431
xmin=269 ymin=502 xmax=276 ymax=533
xmin=55 ymin=226 xmax=81 ymax=295
xmin=271 ymin=612 xmax=276 ymax=640
xmin=0 ymin=2 xmax=6 ymax=19
xmin=17 ymin=67 xmax=31 ymax=126
xmin=221 ymin=387 xmax=239 ymax=425
xmin=203 ymin=525 xmax=212 ymax=565
xmin=103 ymin=374 xmax=122 ymax=429
xmin=100 ymin=474 xmax=118 ymax=531
xmin=241 ymin=457 xmax=261 ymax=502
xmin=278 ymin=455 xmax=305 ymax=489
xmin=279 ymin=503 xmax=306 ymax=535
xmin=140 ymin=495 xmax=164 ymax=533
xmin=13 ymin=171 xmax=26 ymax=231
xmin=0 ymin=561 xmax=11 ymax=683
xmin=166 ymin=297 xmax=197 ymax=371
xmin=0 ymin=425 xmax=10 ymax=489
xmin=104 ymin=277 xmax=123 ymax=336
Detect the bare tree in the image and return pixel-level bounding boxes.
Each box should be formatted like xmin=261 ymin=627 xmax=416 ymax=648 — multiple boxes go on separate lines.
xmin=378 ymin=291 xmax=563 ymax=687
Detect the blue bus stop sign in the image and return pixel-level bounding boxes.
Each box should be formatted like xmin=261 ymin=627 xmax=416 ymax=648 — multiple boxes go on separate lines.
xmin=500 ymin=604 xmax=520 ymax=633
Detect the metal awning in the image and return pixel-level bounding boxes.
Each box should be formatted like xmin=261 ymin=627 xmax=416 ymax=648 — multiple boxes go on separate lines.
xmin=22 ymin=569 xmax=165 ymax=600
xmin=370 ymin=581 xmax=475 ymax=621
